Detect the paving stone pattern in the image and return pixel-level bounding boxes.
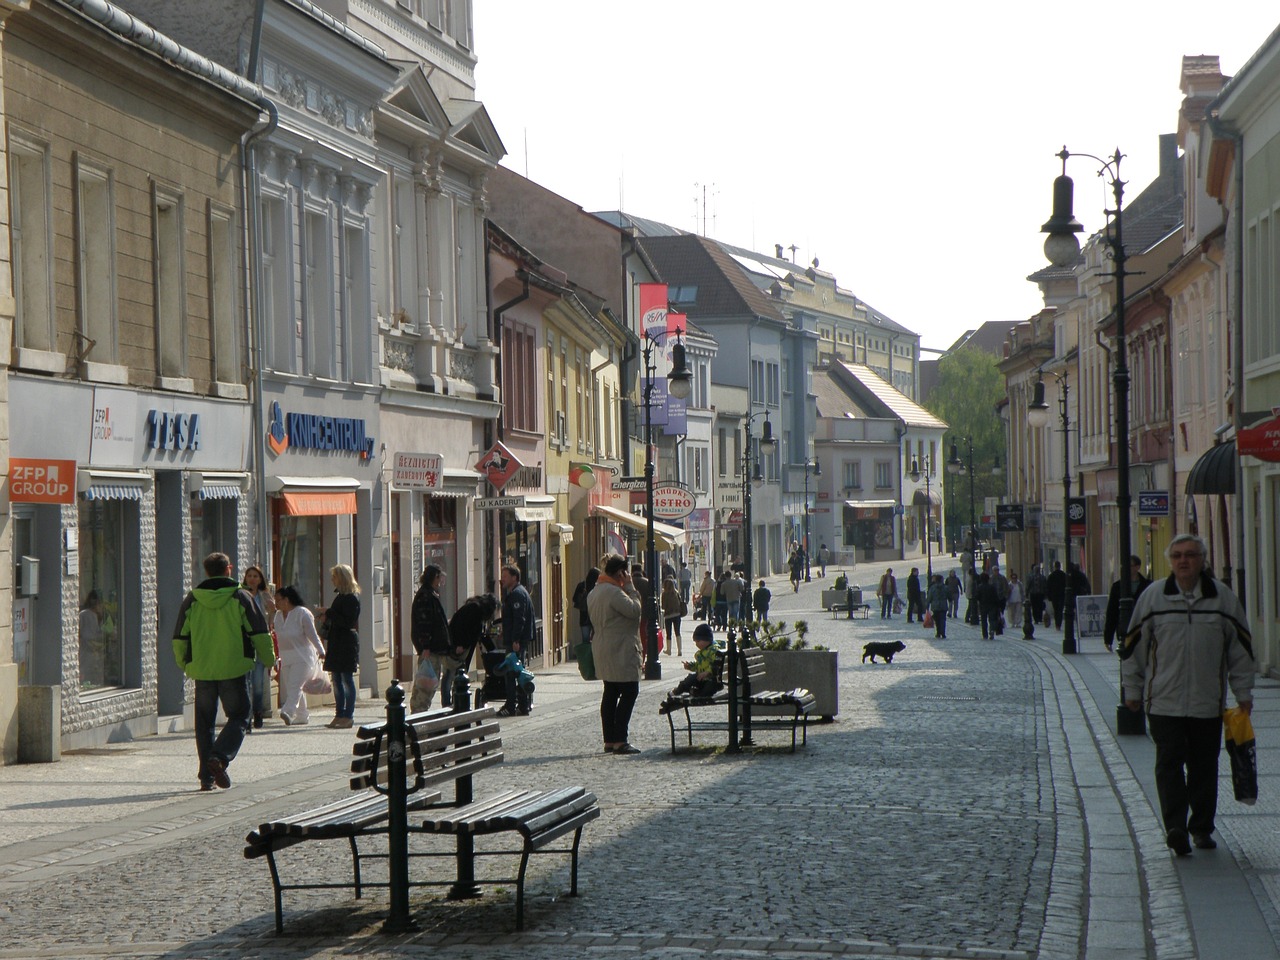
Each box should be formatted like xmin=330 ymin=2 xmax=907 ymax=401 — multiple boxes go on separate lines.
xmin=0 ymin=573 xmax=1141 ymax=959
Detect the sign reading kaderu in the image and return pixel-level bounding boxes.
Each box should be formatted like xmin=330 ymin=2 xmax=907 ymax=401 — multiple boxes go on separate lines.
xmin=10 ymin=458 xmax=76 ymax=504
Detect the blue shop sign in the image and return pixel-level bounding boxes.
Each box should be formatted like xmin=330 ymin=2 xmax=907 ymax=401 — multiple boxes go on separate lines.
xmin=146 ymin=409 xmax=201 ymax=451
xmin=266 ymin=401 xmax=375 ymax=459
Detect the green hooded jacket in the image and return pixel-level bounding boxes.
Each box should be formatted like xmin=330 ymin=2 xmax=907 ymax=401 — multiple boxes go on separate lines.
xmin=172 ymin=577 xmax=275 ymax=680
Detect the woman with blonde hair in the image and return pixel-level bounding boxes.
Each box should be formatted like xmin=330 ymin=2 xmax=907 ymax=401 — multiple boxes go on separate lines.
xmin=317 ymin=564 xmax=361 ymax=728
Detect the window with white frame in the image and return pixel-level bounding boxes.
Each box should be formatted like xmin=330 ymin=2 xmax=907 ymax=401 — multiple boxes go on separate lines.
xmin=843 ymin=461 xmax=861 ymax=489
xmin=153 ymin=184 xmax=186 ymax=380
xmin=10 ymin=134 xmax=54 ymax=353
xmin=393 ymin=173 xmax=421 ymax=325
xmin=304 ymin=208 xmax=334 ymax=377
xmin=342 ymin=221 xmax=370 ymax=382
xmin=75 ymin=156 xmax=118 ymax=363
xmin=766 ymin=361 xmax=780 ymax=407
xmin=717 ymin=428 xmax=727 ymax=476
xmin=750 ymin=358 xmax=764 ymax=404
xmin=208 ymin=204 xmax=238 ymax=385
xmin=261 ymin=193 xmax=293 ymax=372
xmin=874 ymin=460 xmax=892 ymax=489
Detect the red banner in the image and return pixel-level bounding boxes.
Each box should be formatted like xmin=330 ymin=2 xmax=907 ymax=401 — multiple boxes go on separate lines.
xmin=1239 ymin=412 xmax=1280 ymax=462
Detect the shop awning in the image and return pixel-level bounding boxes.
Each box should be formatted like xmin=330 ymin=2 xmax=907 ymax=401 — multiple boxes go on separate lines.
xmin=78 ymin=469 xmax=151 ymax=501
xmin=268 ymin=476 xmax=361 ymax=516
xmin=591 ymin=502 xmax=687 ymax=551
xmin=1185 ymin=440 xmax=1236 ymax=495
xmin=844 ymin=499 xmax=896 ymax=509
xmin=199 ymin=483 xmax=243 ymax=500
xmin=911 ymin=489 xmax=941 ymax=506
xmin=513 ymin=495 xmax=556 ymax=522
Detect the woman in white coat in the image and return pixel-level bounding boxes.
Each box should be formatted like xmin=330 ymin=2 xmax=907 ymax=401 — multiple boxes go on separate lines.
xmin=586 ymin=553 xmax=644 ymax=754
xmin=272 ymin=585 xmax=326 ymax=726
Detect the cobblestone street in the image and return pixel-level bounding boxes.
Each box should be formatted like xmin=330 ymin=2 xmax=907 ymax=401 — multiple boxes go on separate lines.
xmin=1 ymin=564 xmax=1276 ymax=959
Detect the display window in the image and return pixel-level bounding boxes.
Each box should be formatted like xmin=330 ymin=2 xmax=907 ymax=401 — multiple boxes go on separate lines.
xmin=274 ymin=512 xmax=326 ymax=608
xmin=78 ymin=499 xmax=128 ymax=689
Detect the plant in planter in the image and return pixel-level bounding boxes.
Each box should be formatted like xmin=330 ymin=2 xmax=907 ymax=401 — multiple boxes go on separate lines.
xmin=739 ymin=620 xmax=839 ymax=720
xmin=833 ymin=573 xmax=848 ymax=591
xmin=823 ymin=575 xmax=851 ymax=610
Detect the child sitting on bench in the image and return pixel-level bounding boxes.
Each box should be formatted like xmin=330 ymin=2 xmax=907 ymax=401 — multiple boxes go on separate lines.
xmin=669 ymin=624 xmax=722 ymax=699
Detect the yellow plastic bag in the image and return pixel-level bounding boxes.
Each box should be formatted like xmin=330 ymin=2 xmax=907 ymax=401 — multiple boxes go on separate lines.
xmin=1223 ymin=706 xmax=1258 ymax=805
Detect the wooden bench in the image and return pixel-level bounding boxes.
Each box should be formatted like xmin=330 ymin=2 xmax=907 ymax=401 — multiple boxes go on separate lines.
xmin=245 ymin=706 xmax=600 ymax=932
xmin=658 ymin=647 xmax=815 ymax=752
xmin=830 ymin=602 xmax=872 ymax=619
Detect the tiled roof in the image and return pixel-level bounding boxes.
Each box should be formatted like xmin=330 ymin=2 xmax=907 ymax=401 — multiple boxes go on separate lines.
xmin=591 ymin=210 xmax=688 ymax=238
xmin=637 ymin=235 xmax=787 ymax=324
xmin=838 ymin=363 xmax=948 ymax=430
xmin=813 ymin=366 xmax=875 ymax=419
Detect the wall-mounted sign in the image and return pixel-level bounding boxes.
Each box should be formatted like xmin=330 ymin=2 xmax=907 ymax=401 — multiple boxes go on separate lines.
xmin=475 ymin=496 xmax=524 ymax=511
xmin=10 ymin=458 xmax=76 ymax=504
xmin=393 ymin=452 xmax=443 ymax=490
xmin=1137 ymin=491 xmax=1169 ymax=517
xmin=145 ymin=410 xmax=201 ymax=452
xmin=474 ymin=440 xmax=523 ymax=491
xmin=996 ymin=504 xmax=1024 ymax=532
xmin=1239 ymin=411 xmax=1280 ymax=461
xmin=652 ymin=482 xmax=696 ymax=521
xmin=1067 ymin=497 xmax=1087 ymax=538
xmin=266 ymin=400 xmax=374 ymax=459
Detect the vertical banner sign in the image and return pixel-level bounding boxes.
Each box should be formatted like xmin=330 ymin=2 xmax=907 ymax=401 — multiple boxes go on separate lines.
xmin=639 ymin=283 xmax=670 ymax=429
xmin=1067 ymin=497 xmax=1087 ymax=539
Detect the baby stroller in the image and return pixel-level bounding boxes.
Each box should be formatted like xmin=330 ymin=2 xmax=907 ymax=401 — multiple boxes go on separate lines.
xmin=475 ymin=648 xmax=535 ymax=714
xmin=474 ymin=647 xmax=507 ymax=709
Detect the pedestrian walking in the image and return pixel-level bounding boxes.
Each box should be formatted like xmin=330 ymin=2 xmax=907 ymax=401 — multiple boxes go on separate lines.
xmin=1046 ymin=561 xmax=1066 ymax=628
xmin=410 ymin=564 xmax=455 ymax=712
xmin=1005 ymin=573 xmax=1024 ymax=630
xmin=317 ymin=564 xmax=361 ymax=729
xmin=679 ymin=562 xmax=693 ymax=605
xmin=788 ymin=548 xmax=803 ymax=592
xmin=171 ymin=552 xmax=274 ymax=791
xmin=697 ymin=570 xmax=714 ymax=621
xmin=240 ymin=565 xmax=276 ymax=728
xmin=877 ymin=568 xmax=898 ymax=619
xmin=926 ymin=574 xmax=949 ymax=638
xmin=818 ymin=543 xmax=829 ymax=578
xmin=1026 ymin=563 xmax=1048 ymax=628
xmin=661 ymin=576 xmax=684 ymax=656
xmin=1120 ymin=534 xmax=1254 ymax=856
xmin=945 ymin=569 xmax=962 ymax=619
xmin=753 ymin=579 xmax=771 ymax=623
xmin=588 ymin=554 xmax=643 ymax=754
xmin=272 ymin=585 xmax=325 ymax=727
xmin=906 ymin=567 xmax=922 ymax=623
xmin=498 ymin=564 xmax=535 ymax=717
xmin=976 ymin=573 xmax=1002 ymax=638
xmin=720 ymin=569 xmax=744 ymax=622
xmin=572 ymin=567 xmax=600 ymax=644
xmin=1104 ymin=554 xmax=1151 ymax=653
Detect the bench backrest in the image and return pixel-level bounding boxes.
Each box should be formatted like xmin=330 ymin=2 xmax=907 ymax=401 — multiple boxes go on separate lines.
xmin=351 ymin=706 xmax=503 ymax=794
xmin=738 ymin=647 xmax=767 ymax=697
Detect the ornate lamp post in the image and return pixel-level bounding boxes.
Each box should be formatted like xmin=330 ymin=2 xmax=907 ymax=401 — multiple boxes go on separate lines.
xmin=727 ymin=410 xmax=773 ymax=753
xmin=909 ymin=455 xmax=934 ymax=580
xmin=641 ymin=329 xmax=692 ymax=680
xmin=1027 ymin=373 xmax=1075 ymax=653
xmin=1040 ymin=147 xmax=1134 ymax=651
xmin=947 ymin=437 xmax=978 ymax=556
xmin=802 ymin=456 xmax=820 ymax=581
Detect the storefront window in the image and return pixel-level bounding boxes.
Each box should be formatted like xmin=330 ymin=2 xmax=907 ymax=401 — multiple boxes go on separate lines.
xmin=78 ymin=500 xmax=126 ymax=689
xmin=275 ymin=513 xmax=324 ymax=606
xmin=192 ymin=495 xmax=238 ymax=578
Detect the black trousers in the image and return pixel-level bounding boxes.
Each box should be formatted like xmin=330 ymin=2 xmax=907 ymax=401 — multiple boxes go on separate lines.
xmin=1148 ymin=713 xmax=1223 ymax=836
xmin=601 ymin=680 xmax=639 ymax=745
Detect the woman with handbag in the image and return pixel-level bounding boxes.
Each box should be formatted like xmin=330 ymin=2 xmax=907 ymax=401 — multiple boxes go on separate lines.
xmin=317 ymin=565 xmax=361 ymax=729
xmin=410 ymin=564 xmax=454 ymax=712
xmin=271 ymin=585 xmax=326 ymax=726
xmin=661 ymin=576 xmax=684 ymax=656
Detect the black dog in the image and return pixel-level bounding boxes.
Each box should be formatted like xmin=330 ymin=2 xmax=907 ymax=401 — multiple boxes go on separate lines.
xmin=862 ymin=640 xmax=906 ymax=664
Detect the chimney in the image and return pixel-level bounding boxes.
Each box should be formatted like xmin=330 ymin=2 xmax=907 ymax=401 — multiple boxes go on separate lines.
xmin=775 ymin=244 xmax=784 ymax=259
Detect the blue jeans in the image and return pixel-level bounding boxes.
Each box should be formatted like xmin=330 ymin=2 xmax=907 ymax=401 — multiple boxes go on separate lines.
xmin=194 ymin=676 xmax=250 ymax=783
xmin=332 ymin=672 xmax=357 ymax=719
xmin=249 ymin=661 xmax=271 ymax=717
xmin=881 ymin=596 xmax=893 ymax=618
xmin=727 ymin=599 xmax=740 ymax=622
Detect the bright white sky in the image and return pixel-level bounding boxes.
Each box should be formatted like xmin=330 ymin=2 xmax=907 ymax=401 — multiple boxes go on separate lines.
xmin=472 ymin=2 xmax=1277 ymax=351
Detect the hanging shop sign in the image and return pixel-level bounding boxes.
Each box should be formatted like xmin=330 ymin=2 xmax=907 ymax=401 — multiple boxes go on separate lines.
xmin=1067 ymin=497 xmax=1087 ymax=539
xmin=393 ymin=452 xmax=444 ymax=490
xmin=1239 ymin=411 xmax=1280 ymax=461
xmin=652 ymin=481 xmax=696 ymax=521
xmin=996 ymin=504 xmax=1024 ymax=532
xmin=1137 ymin=491 xmax=1169 ymax=517
xmin=474 ymin=440 xmax=523 ymax=491
xmin=10 ymin=458 xmax=77 ymax=504
xmin=265 ymin=401 xmax=374 ymax=459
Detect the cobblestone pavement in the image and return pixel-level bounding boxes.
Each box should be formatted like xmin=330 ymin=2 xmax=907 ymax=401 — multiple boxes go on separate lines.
xmin=0 ymin=562 xmax=1251 ymax=960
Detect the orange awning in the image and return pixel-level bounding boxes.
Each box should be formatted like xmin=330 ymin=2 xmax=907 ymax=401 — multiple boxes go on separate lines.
xmin=279 ymin=490 xmax=357 ymax=516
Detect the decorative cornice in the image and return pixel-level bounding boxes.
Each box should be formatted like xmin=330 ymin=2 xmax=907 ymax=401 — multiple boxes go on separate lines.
xmin=261 ymin=55 xmax=375 ymax=139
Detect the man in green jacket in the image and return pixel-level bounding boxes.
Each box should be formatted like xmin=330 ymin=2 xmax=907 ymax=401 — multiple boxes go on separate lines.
xmin=173 ymin=552 xmax=275 ymax=791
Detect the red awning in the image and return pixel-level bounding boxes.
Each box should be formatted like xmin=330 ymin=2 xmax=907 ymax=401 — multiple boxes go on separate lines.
xmin=279 ymin=490 xmax=357 ymax=516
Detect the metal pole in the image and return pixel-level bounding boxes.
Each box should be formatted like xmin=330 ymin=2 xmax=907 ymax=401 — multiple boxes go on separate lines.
xmin=1061 ymin=381 xmax=1077 ymax=654
xmin=643 ymin=336 xmax=661 ymax=680
xmin=1110 ymin=165 xmax=1134 ymax=641
xmin=924 ymin=463 xmax=932 ymax=579
xmin=725 ymin=424 xmax=746 ymax=755
xmin=381 ymin=681 xmax=419 ymax=933
xmin=803 ymin=462 xmax=812 ymax=582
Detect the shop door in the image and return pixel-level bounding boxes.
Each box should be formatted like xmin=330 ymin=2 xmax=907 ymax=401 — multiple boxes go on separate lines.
xmin=548 ymin=556 xmax=564 ymax=665
xmin=12 ymin=510 xmax=35 ymax=685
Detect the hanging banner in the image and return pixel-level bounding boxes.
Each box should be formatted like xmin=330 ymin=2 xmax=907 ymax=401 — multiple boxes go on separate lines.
xmin=1067 ymin=497 xmax=1087 ymax=539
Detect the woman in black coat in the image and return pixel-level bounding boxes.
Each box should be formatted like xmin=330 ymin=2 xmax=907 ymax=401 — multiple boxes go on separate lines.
xmin=319 ymin=564 xmax=361 ymax=728
xmin=410 ymin=565 xmax=453 ymax=712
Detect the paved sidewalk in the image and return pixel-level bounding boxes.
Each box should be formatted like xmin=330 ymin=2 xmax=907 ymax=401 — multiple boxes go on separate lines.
xmin=0 ymin=564 xmax=1275 ymax=959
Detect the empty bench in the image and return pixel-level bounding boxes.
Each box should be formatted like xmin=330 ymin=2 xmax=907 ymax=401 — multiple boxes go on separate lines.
xmin=245 ymin=705 xmax=600 ymax=932
xmin=659 ymin=647 xmax=815 ymax=752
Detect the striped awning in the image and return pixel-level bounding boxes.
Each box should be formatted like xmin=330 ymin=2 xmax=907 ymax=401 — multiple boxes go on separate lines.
xmin=82 ymin=483 xmax=144 ymax=501
xmin=198 ymin=483 xmax=243 ymax=500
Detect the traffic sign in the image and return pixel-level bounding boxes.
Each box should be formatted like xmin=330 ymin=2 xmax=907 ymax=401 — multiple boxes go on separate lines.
xmin=1137 ymin=491 xmax=1169 ymax=517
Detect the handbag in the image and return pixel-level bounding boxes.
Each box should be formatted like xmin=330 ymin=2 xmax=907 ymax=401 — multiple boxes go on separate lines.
xmin=923 ymin=610 xmax=933 ymax=629
xmin=1224 ymin=706 xmax=1258 ymax=805
xmin=574 ymin=640 xmax=597 ymax=681
xmin=414 ymin=655 xmax=439 ymax=695
xmin=302 ymin=662 xmax=332 ymax=696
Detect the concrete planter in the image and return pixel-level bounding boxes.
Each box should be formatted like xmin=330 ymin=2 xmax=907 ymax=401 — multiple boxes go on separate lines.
xmin=759 ymin=649 xmax=839 ymax=719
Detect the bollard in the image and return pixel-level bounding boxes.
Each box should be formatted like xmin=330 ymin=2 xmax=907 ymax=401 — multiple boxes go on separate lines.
xmin=447 ymin=666 xmax=481 ymax=899
xmin=847 ymin=586 xmax=854 ymax=620
xmin=1023 ymin=607 xmax=1035 ymax=641
xmin=724 ymin=626 xmax=740 ymax=754
xmin=380 ymin=680 xmax=419 ymax=933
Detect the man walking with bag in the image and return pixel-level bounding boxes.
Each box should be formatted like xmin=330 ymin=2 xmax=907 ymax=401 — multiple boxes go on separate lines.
xmin=172 ymin=552 xmax=274 ymax=791
xmin=1120 ymin=534 xmax=1254 ymax=856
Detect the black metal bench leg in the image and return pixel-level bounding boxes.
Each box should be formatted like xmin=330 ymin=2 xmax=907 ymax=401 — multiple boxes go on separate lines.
xmin=349 ymin=835 xmax=363 ymax=899
xmin=515 ymin=843 xmax=532 ymax=931
xmin=266 ymin=849 xmax=285 ymax=934
xmin=569 ymin=826 xmax=584 ymax=896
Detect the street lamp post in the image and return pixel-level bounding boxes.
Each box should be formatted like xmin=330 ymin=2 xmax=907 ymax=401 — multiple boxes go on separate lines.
xmin=909 ymin=455 xmax=934 ymax=580
xmin=641 ymin=328 xmax=692 ymax=681
xmin=802 ymin=457 xmax=820 ymax=582
xmin=1028 ymin=374 xmax=1075 ymax=654
xmin=948 ymin=438 xmax=979 ymax=624
xmin=729 ymin=411 xmax=774 ymax=753
xmin=1040 ymin=147 xmax=1134 ymax=653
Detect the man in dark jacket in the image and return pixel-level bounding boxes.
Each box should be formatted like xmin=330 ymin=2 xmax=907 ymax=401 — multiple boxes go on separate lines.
xmin=1104 ymin=555 xmax=1151 ymax=652
xmin=905 ymin=567 xmax=922 ymax=623
xmin=410 ymin=564 xmax=454 ymax=711
xmin=1046 ymin=562 xmax=1067 ymax=628
xmin=172 ymin=552 xmax=273 ymax=791
xmin=1026 ymin=563 xmax=1049 ymax=627
xmin=499 ymin=564 xmax=535 ymax=716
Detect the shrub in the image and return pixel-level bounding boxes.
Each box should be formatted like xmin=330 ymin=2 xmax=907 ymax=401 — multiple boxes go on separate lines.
xmin=833 ymin=573 xmax=848 ymax=591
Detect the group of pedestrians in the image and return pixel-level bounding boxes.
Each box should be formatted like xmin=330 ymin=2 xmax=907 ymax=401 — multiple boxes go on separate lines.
xmin=172 ymin=552 xmax=362 ymax=792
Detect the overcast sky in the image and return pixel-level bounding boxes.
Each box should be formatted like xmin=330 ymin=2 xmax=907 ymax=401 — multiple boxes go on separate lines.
xmin=472 ymin=3 xmax=1277 ymax=352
